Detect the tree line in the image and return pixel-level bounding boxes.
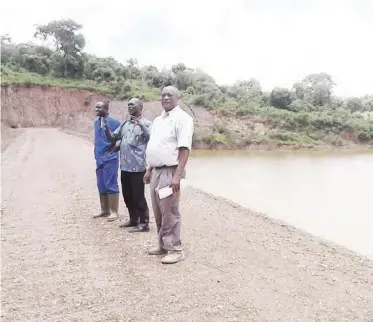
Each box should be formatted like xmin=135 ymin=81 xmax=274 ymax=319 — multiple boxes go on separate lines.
xmin=1 ymin=18 xmax=373 ymax=114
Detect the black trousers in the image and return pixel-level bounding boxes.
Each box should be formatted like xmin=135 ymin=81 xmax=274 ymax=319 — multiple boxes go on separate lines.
xmin=121 ymin=171 xmax=149 ymax=224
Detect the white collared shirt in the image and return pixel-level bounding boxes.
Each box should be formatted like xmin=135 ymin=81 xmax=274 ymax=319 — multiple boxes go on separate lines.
xmin=146 ymin=105 xmax=194 ymax=167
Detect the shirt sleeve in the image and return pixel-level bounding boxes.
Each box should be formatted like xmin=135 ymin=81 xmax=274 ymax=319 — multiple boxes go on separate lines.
xmin=113 ymin=119 xmax=121 ymax=130
xmin=112 ymin=122 xmax=123 ymax=140
xmin=176 ymin=115 xmax=194 ymax=150
xmin=142 ymin=120 xmax=152 ymax=140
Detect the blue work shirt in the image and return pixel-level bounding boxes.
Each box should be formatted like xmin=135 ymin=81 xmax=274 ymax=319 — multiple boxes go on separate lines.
xmin=112 ymin=117 xmax=152 ymax=172
xmin=94 ymin=115 xmax=121 ymax=168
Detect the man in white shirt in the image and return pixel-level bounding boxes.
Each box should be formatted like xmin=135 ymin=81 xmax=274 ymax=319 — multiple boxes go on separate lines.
xmin=144 ymin=86 xmax=194 ymax=264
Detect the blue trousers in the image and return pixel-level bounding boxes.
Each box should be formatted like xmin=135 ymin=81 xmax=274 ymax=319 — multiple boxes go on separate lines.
xmin=96 ymin=158 xmax=119 ymax=194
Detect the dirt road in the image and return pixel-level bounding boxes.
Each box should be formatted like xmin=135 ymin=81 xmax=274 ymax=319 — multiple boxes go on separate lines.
xmin=1 ymin=128 xmax=373 ymax=322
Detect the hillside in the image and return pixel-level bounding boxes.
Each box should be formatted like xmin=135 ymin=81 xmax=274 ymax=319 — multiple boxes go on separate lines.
xmin=2 ymin=84 xmax=373 ymax=151
xmin=0 ymin=84 xmax=260 ymax=149
xmin=1 ymin=18 xmax=373 ymax=150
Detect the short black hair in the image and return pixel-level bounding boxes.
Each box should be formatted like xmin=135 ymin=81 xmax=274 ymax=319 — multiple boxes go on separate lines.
xmin=129 ymin=97 xmax=144 ymax=108
xmin=103 ymin=100 xmax=110 ymax=109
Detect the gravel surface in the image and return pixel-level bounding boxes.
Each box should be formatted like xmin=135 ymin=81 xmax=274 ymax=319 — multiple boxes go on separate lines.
xmin=1 ymin=128 xmax=373 ymax=322
xmin=1 ymin=123 xmax=21 ymax=153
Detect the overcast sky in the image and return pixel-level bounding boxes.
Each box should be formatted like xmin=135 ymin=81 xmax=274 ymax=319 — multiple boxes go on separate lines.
xmin=1 ymin=0 xmax=372 ymax=97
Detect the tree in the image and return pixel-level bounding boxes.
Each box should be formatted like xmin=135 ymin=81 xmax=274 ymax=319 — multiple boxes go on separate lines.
xmin=123 ymin=58 xmax=141 ymax=79
xmin=226 ymin=79 xmax=262 ymax=103
xmin=298 ymin=73 xmax=335 ymax=106
xmin=171 ymin=63 xmax=188 ymax=74
xmin=269 ymin=87 xmax=293 ymax=109
xmin=34 ymin=19 xmax=86 ymax=77
xmin=1 ymin=34 xmax=12 ymax=44
xmin=142 ymin=65 xmax=171 ymax=88
xmin=292 ymin=82 xmax=305 ymax=100
xmin=361 ymin=95 xmax=373 ymax=112
xmin=343 ymin=97 xmax=365 ymax=112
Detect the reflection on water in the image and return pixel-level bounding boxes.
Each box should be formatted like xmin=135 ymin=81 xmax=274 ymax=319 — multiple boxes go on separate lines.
xmin=187 ymin=150 xmax=373 ymax=259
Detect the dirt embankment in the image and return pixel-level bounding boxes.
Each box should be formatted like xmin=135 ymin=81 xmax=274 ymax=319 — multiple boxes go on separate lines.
xmin=1 ymin=84 xmax=213 ymax=143
xmin=1 ymin=85 xmax=108 ymax=128
xmin=2 ymin=84 xmax=372 ymax=151
xmin=1 ymin=84 xmax=273 ymax=150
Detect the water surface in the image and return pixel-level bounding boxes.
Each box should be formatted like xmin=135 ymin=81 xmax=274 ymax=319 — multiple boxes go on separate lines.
xmin=186 ymin=150 xmax=373 ymax=259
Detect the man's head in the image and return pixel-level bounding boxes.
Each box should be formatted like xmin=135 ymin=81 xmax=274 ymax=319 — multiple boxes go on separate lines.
xmin=161 ymin=86 xmax=180 ymax=111
xmin=128 ymin=98 xmax=143 ymax=117
xmin=95 ymin=101 xmax=109 ymax=117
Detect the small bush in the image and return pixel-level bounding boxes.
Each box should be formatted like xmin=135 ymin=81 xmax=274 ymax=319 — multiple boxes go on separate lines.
xmin=198 ymin=134 xmax=229 ymax=146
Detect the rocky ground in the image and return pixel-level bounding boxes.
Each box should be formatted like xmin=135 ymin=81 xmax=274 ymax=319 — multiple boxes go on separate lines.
xmin=1 ymin=128 xmax=373 ymax=322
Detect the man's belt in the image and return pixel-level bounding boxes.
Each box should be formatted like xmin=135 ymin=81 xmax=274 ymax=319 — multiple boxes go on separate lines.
xmin=153 ymin=165 xmax=177 ymax=170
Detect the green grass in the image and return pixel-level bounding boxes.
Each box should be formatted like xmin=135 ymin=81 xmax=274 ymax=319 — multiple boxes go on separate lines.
xmin=196 ymin=134 xmax=230 ymax=146
xmin=2 ymin=70 xmax=115 ymax=95
xmin=116 ymin=80 xmax=159 ymax=101
xmin=233 ymin=103 xmax=373 ymax=142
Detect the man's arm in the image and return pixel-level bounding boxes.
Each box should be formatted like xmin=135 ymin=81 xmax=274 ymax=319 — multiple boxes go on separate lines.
xmin=171 ymin=115 xmax=194 ymax=193
xmin=134 ymin=118 xmax=151 ymax=140
xmin=104 ymin=121 xmax=122 ymax=143
xmin=143 ymin=166 xmax=153 ymax=184
xmin=140 ymin=120 xmax=151 ymax=140
xmin=174 ymin=147 xmax=189 ymax=178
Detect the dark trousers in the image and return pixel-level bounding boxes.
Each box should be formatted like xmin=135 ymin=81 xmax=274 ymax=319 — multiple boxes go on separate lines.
xmin=121 ymin=171 xmax=149 ymax=224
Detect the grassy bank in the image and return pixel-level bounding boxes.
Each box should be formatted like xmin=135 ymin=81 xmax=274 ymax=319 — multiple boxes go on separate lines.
xmin=2 ymin=70 xmax=373 ymax=150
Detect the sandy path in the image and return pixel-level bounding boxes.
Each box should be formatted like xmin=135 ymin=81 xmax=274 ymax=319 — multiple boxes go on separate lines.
xmin=1 ymin=128 xmax=373 ymax=322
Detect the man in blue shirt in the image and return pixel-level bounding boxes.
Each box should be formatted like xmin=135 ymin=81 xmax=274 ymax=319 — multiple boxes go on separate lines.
xmin=105 ymin=98 xmax=152 ymax=233
xmin=93 ymin=101 xmax=121 ymax=221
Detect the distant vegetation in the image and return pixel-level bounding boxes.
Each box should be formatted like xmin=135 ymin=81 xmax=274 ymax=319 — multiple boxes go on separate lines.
xmin=1 ymin=19 xmax=373 ymax=148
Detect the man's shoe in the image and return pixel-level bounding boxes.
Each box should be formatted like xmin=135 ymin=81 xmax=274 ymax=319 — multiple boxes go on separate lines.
xmin=107 ymin=212 xmax=118 ymax=221
xmin=148 ymin=247 xmax=167 ymax=255
xmin=161 ymin=251 xmax=185 ymax=264
xmin=128 ymin=223 xmax=150 ymax=233
xmin=119 ymin=220 xmax=137 ymax=228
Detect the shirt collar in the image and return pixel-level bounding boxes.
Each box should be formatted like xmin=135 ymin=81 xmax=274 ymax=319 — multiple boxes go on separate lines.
xmin=97 ymin=114 xmax=110 ymax=120
xmin=161 ymin=105 xmax=180 ymax=117
xmin=126 ymin=115 xmax=143 ymax=122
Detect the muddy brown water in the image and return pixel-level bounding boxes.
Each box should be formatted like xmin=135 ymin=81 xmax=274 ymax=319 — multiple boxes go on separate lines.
xmin=187 ymin=149 xmax=373 ymax=259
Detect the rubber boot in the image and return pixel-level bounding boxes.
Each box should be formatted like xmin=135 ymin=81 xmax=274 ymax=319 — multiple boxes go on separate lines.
xmin=107 ymin=193 xmax=119 ymax=222
xmin=93 ymin=194 xmax=110 ymax=218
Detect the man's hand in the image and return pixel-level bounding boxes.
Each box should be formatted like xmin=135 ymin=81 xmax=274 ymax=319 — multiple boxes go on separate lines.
xmin=108 ymin=140 xmax=121 ymax=152
xmin=102 ymin=118 xmax=108 ymax=130
xmin=143 ymin=169 xmax=152 ymax=184
xmin=170 ymin=174 xmax=181 ymax=194
xmin=131 ymin=116 xmax=140 ymax=125
xmin=132 ymin=117 xmax=146 ymax=129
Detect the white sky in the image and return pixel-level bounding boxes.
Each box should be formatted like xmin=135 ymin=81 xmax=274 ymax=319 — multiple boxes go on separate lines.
xmin=1 ymin=0 xmax=372 ymax=97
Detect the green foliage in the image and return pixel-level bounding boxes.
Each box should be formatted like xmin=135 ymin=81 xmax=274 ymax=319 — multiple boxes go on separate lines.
xmin=246 ymin=132 xmax=319 ymax=146
xmin=269 ymin=87 xmax=293 ymax=110
xmin=115 ymin=80 xmax=159 ymax=101
xmin=2 ymin=69 xmax=114 ymax=94
xmin=197 ymin=134 xmax=230 ymax=146
xmin=343 ymin=97 xmax=366 ymax=112
xmin=34 ymin=19 xmax=86 ymax=78
xmin=1 ymin=18 xmax=373 ymax=148
xmin=295 ymin=73 xmax=335 ymax=106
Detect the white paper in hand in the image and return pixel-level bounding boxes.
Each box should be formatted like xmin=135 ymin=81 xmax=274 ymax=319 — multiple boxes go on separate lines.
xmin=157 ymin=186 xmax=173 ymax=199
xmin=157 ymin=179 xmax=187 ymax=200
